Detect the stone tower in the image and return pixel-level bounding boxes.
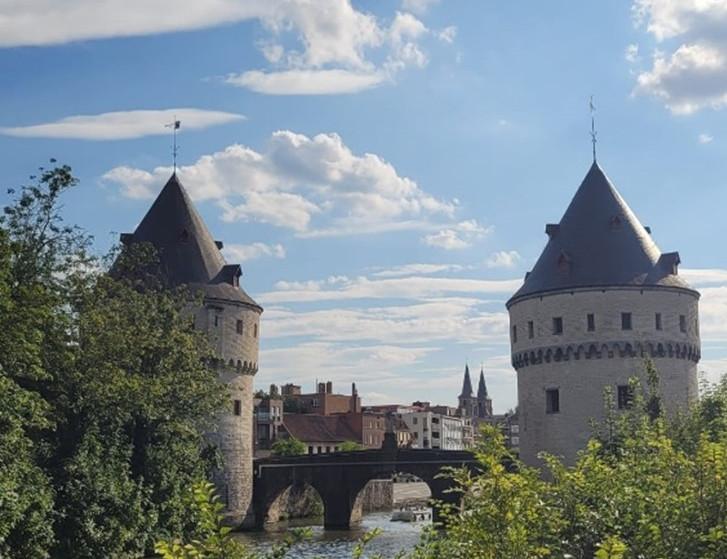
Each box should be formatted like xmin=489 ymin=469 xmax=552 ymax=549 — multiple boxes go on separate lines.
xmin=120 ymin=174 xmax=262 ymax=525
xmin=507 ymin=162 xmax=699 ymax=466
xmin=476 ymin=368 xmax=493 ymax=418
xmin=458 ymin=364 xmax=477 ymax=417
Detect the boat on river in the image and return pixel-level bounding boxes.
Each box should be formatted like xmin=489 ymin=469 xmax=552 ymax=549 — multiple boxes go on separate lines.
xmin=391 ymin=505 xmax=431 ymax=522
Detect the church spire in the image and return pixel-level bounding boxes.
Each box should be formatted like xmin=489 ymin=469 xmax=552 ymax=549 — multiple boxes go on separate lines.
xmin=477 ymin=366 xmax=488 ymax=399
xmin=459 ymin=364 xmax=473 ymax=397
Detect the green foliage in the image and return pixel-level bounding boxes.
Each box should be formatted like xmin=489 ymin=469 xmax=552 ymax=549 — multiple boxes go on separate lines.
xmin=0 ymin=163 xmax=87 ymax=558
xmin=271 ymin=437 xmax=307 ymax=457
xmin=0 ymin=164 xmax=228 ymax=558
xmin=412 ymin=365 xmax=727 ymax=559
xmin=339 ymin=440 xmax=366 ymax=451
xmin=155 ymin=481 xmax=310 ymax=559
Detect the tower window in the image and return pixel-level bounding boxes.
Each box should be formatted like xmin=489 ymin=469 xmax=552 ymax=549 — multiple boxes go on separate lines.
xmin=587 ymin=313 xmax=595 ymax=332
xmin=214 ymin=315 xmax=220 ymax=328
xmin=617 ymin=385 xmax=633 ymax=410
xmin=680 ymin=315 xmax=687 ymax=333
xmin=552 ymin=317 xmax=563 ymax=335
xmin=233 ymin=400 xmax=242 ymax=416
xmin=655 ymin=313 xmax=662 ymax=331
xmin=512 ymin=325 xmax=518 ymax=343
xmin=528 ymin=321 xmax=534 ymax=339
xmin=545 ymin=389 xmax=560 ymax=414
xmin=236 ymin=320 xmax=243 ymax=335
xmin=254 ymin=323 xmax=258 ymax=338
xmin=621 ymin=312 xmax=632 ymax=331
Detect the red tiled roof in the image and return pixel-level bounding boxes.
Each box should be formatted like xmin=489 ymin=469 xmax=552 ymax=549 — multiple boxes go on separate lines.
xmin=283 ymin=414 xmax=360 ymax=443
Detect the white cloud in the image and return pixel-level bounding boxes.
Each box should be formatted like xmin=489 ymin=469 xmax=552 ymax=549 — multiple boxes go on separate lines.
xmin=255 ymin=265 xmax=518 ymax=411
xmin=223 ymin=2 xmax=454 ymax=95
xmin=259 ymin=274 xmax=520 ymax=304
xmin=370 ymin=263 xmax=466 ymax=278
xmin=486 ymin=250 xmax=522 ymax=269
xmin=0 ymin=108 xmax=244 ymax=140
xmin=438 ymin=26 xmax=457 ymax=44
xmin=2 ymin=1 xmax=454 ymax=96
xmin=699 ymin=132 xmax=714 ymax=143
xmin=633 ymin=0 xmax=727 ymax=113
xmin=104 ymin=130 xmax=463 ymax=237
xmin=222 ymin=242 xmax=285 ymax=262
xmin=402 ymin=0 xmax=440 ymax=15
xmin=225 ymin=69 xmax=384 ymax=95
xmin=0 ymin=1 xmax=263 ymax=47
xmin=264 ymin=299 xmax=508 ymax=344
xmin=423 ymin=220 xmax=492 ymax=250
xmin=681 ymin=268 xmax=727 ymax=285
xmin=626 ymin=43 xmax=640 ymax=63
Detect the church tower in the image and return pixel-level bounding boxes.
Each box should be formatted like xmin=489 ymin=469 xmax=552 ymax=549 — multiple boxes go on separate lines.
xmin=476 ymin=368 xmax=493 ymax=418
xmin=458 ymin=364 xmax=477 ymax=417
xmin=120 ymin=174 xmax=262 ymax=525
xmin=507 ymin=162 xmax=699 ymax=466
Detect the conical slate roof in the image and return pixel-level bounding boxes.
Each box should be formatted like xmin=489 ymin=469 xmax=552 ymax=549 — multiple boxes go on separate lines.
xmin=121 ymin=174 xmax=261 ymax=310
xmin=459 ymin=364 xmax=473 ymax=398
xmin=508 ymin=162 xmax=694 ymax=305
xmin=477 ymin=369 xmax=488 ymax=399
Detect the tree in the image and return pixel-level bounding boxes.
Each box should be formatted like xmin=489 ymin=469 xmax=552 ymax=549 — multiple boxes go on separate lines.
xmin=50 ymin=246 xmax=228 ymax=558
xmin=0 ymin=164 xmax=231 ymax=558
xmin=155 ymin=481 xmax=309 ymax=559
xmin=0 ymin=163 xmax=86 ymax=558
xmin=271 ymin=438 xmax=307 ymax=457
xmin=412 ymin=366 xmax=727 ymax=559
xmin=339 ymin=440 xmax=365 ymax=451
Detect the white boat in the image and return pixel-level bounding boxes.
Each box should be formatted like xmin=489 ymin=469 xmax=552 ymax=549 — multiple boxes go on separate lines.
xmin=391 ymin=506 xmax=431 ymax=522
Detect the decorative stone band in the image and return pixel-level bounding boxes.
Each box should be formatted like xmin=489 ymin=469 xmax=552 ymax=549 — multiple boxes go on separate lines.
xmin=210 ymin=357 xmax=259 ymax=375
xmin=512 ymin=339 xmax=701 ymax=369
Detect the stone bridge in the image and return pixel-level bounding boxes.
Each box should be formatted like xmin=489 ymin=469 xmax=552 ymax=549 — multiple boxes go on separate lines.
xmin=252 ymin=446 xmax=478 ymax=529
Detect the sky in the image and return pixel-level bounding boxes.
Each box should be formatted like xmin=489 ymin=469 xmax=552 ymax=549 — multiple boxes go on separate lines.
xmin=3 ymin=0 xmax=727 ymax=413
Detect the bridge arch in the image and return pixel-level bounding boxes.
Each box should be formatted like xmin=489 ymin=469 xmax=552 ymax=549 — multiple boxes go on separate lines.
xmin=263 ymin=481 xmax=324 ymax=525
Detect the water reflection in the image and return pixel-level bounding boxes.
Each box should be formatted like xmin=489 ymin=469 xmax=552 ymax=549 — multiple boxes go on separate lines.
xmin=235 ymin=512 xmax=429 ymax=558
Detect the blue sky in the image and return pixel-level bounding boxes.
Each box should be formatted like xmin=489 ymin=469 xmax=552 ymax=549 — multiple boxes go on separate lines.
xmin=3 ymin=0 xmax=727 ymax=412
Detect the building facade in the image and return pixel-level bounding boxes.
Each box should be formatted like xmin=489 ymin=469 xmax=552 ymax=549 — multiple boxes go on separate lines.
xmin=507 ymin=162 xmax=700 ymax=466
xmin=253 ymin=393 xmax=283 ymax=456
xmin=120 ymin=174 xmax=262 ymax=525
xmin=285 ymin=381 xmax=361 ymax=415
xmin=400 ymin=409 xmax=471 ymax=450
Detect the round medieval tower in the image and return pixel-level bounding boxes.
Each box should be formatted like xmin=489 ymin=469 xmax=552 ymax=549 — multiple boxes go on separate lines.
xmin=507 ymin=162 xmax=700 ymax=466
xmin=120 ymin=174 xmax=262 ymax=525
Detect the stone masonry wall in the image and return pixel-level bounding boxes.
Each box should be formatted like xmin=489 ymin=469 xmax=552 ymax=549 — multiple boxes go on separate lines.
xmin=509 ymin=286 xmax=699 ymax=466
xmin=196 ymin=298 xmax=261 ymax=526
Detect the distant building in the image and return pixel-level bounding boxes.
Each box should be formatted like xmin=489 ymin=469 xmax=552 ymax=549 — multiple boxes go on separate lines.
xmin=400 ymin=407 xmax=471 ymax=450
xmin=508 ymin=162 xmax=700 ymax=466
xmin=253 ymin=388 xmax=283 ymax=456
xmin=284 ymin=381 xmax=361 ymax=415
xmin=279 ymin=411 xmax=386 ymax=453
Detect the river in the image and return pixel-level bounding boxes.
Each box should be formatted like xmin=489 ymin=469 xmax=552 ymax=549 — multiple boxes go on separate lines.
xmin=235 ymin=511 xmax=430 ymax=557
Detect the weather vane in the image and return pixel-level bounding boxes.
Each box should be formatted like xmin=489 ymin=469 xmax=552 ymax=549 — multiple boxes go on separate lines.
xmin=589 ymin=95 xmax=597 ymax=163
xmin=165 ymin=116 xmax=181 ymax=173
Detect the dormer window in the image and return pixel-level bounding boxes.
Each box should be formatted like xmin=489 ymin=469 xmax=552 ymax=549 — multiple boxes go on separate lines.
xmin=609 ymin=215 xmax=623 ymax=230
xmin=179 ymin=228 xmax=189 ymax=241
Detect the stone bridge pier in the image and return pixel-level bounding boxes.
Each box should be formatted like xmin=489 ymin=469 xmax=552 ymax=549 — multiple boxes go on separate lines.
xmin=252 ymin=447 xmax=477 ymax=530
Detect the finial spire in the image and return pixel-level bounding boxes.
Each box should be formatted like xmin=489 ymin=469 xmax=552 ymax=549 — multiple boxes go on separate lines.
xmin=589 ymin=95 xmax=597 ymax=163
xmin=165 ymin=116 xmax=181 ymax=173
